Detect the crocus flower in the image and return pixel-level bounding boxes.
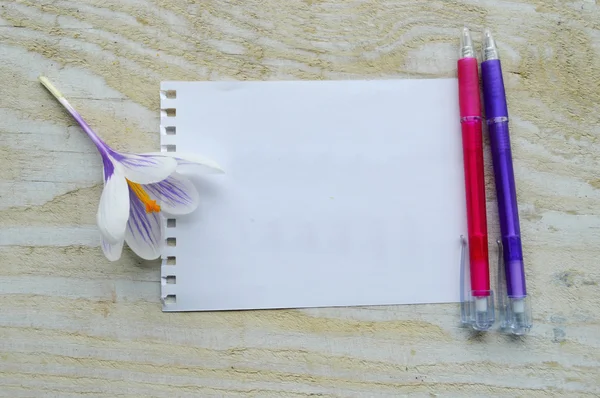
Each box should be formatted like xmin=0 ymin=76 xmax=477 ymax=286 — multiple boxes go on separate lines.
xmin=39 ymin=76 xmax=222 ymax=261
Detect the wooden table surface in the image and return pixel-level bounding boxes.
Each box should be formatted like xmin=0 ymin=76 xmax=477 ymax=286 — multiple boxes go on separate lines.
xmin=1 ymin=1 xmax=599 ymax=396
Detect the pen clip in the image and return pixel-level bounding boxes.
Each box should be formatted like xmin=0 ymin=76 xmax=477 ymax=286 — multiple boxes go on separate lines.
xmin=459 ymin=235 xmax=471 ymax=325
xmin=460 ymin=235 xmax=495 ymax=331
xmin=496 ymin=239 xmax=532 ymax=335
xmin=496 ymin=239 xmax=509 ymax=329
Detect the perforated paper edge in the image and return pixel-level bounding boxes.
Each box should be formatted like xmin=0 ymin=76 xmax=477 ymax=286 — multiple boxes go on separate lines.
xmin=159 ymin=83 xmax=178 ymax=310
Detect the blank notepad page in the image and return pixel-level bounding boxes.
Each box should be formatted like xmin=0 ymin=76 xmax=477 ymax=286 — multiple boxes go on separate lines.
xmin=159 ymin=79 xmax=467 ymax=312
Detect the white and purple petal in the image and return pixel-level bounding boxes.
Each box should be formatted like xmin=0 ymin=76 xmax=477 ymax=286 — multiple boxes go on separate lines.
xmin=124 ymin=187 xmax=164 ymax=260
xmin=145 ymin=173 xmax=199 ymax=215
xmin=110 ymin=151 xmax=177 ymax=184
xmin=145 ymin=152 xmax=224 ymax=174
xmin=101 ymin=150 xmax=116 ymax=181
xmin=101 ymin=236 xmax=124 ymax=262
xmin=96 ymin=171 xmax=129 ymax=243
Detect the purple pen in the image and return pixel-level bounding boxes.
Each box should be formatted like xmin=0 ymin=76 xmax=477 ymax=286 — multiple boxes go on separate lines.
xmin=481 ymin=29 xmax=532 ymax=335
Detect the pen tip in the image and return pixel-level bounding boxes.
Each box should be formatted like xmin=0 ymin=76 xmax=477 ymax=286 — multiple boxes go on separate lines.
xmin=483 ymin=28 xmax=495 ymax=46
xmin=482 ymin=28 xmax=499 ymax=61
xmin=460 ymin=27 xmax=475 ymax=58
xmin=461 ymin=26 xmax=471 ymax=41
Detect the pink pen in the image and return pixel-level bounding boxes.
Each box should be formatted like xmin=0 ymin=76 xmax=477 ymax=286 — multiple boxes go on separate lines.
xmin=457 ymin=27 xmax=494 ymax=331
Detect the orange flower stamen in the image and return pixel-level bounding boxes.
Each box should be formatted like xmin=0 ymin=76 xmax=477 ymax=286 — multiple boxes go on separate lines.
xmin=127 ymin=180 xmax=161 ymax=213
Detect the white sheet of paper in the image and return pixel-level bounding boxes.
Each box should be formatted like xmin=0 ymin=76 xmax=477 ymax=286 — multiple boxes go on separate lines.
xmin=159 ymin=79 xmax=467 ymax=312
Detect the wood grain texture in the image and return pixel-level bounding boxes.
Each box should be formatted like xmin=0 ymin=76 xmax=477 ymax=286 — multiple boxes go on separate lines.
xmin=1 ymin=0 xmax=599 ymax=396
